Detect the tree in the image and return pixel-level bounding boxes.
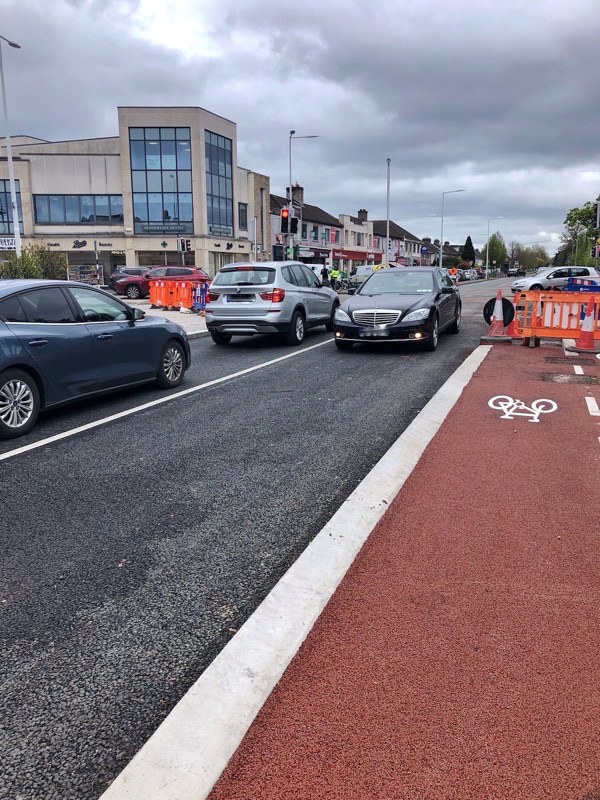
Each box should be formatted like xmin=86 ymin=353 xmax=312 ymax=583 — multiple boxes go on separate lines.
xmin=564 ymin=201 xmax=597 ymax=239
xmin=480 ymin=231 xmax=508 ymax=269
xmin=557 ymin=200 xmax=599 ymax=267
xmin=0 ymin=243 xmax=68 ymax=280
xmin=460 ymin=236 xmax=475 ymax=264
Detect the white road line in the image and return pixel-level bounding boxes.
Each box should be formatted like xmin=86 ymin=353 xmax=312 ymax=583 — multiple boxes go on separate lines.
xmin=0 ymin=340 xmax=332 ymax=463
xmin=573 ymin=365 xmax=584 ymax=375
xmin=585 ymin=396 xmax=600 ymax=416
xmin=99 ymin=344 xmax=492 ymax=800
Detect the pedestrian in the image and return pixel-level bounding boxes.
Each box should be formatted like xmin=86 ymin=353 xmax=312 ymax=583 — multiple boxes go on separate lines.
xmin=330 ymin=265 xmax=340 ymax=290
xmin=320 ymin=265 xmax=330 ymax=286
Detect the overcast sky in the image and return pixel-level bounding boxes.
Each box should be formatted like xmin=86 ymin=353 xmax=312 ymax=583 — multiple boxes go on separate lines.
xmin=3 ymin=0 xmax=600 ymax=252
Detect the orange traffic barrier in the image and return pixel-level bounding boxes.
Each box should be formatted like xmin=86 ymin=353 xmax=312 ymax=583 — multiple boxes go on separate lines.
xmin=514 ymin=290 xmax=600 ymax=342
xmin=566 ymin=296 xmax=600 ymax=353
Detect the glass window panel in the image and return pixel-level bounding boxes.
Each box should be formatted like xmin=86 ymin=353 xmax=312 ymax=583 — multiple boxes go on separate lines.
xmin=226 ymin=203 xmax=232 ymax=227
xmin=110 ymin=195 xmax=123 ymax=222
xmin=225 ymin=162 xmax=231 ymax=178
xmin=176 ymin=128 xmax=190 ymax=140
xmin=218 ymin=176 xmax=226 ymax=196
xmin=238 ymin=203 xmax=248 ymax=230
xmin=148 ymin=193 xmax=163 ymax=221
xmin=217 ymin=136 xmax=225 ymax=149
xmin=219 ymin=197 xmax=227 ymax=226
xmin=177 ymin=170 xmax=191 ymax=191
xmin=133 ymin=193 xmax=148 ymax=221
xmin=49 ymin=195 xmax=65 ymax=223
xmin=34 ymin=195 xmax=50 ymax=223
xmin=224 ymin=137 xmax=232 ymax=151
xmin=204 ymin=142 xmax=211 ymax=172
xmin=129 ymin=127 xmax=144 ymax=139
xmin=163 ymin=193 xmax=177 ymax=220
xmin=161 ymin=140 xmax=176 ymax=169
xmin=65 ymin=195 xmax=79 ymax=223
xmin=179 ymin=193 xmax=193 ymax=222
xmin=146 ymin=171 xmax=162 ymax=192
xmin=132 ymin=171 xmax=147 ymax=191
xmin=94 ymin=195 xmax=110 ymax=222
xmin=211 ymin=132 xmax=219 ymax=146
xmin=160 ymin=127 xmax=175 ymax=139
xmin=80 ymin=196 xmax=95 ymax=222
xmin=145 ymin=128 xmax=160 ymax=140
xmin=176 ymin=141 xmax=191 ymax=169
xmin=206 ymin=200 xmax=213 ymax=225
xmin=163 ymin=172 xmax=177 ymax=193
xmin=145 ymin=139 xmax=161 ymax=169
xmin=69 ymin=287 xmax=129 ymax=322
xmin=204 ymin=131 xmax=210 ymax=143
xmin=225 ymin=181 xmax=232 ymax=199
xmin=130 ymin=140 xmax=146 ymax=169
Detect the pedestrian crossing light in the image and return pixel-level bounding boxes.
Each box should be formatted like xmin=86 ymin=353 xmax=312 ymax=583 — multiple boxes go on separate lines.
xmin=281 ymin=208 xmax=290 ymax=234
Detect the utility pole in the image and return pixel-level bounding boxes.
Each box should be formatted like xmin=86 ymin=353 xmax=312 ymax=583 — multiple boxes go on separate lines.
xmin=385 ymin=158 xmax=391 ymax=268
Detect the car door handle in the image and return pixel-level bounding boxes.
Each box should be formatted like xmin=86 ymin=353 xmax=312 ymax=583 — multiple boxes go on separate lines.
xmin=28 ymin=339 xmax=48 ymax=347
xmin=97 ymin=334 xmax=114 ymax=340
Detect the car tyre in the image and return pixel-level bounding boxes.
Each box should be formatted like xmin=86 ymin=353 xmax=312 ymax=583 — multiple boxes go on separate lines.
xmin=285 ymin=310 xmax=305 ymax=346
xmin=156 ymin=340 xmax=186 ymax=388
xmin=0 ymin=369 xmax=41 ymax=439
xmin=210 ymin=330 xmax=232 ymax=345
xmin=335 ymin=339 xmax=353 ymax=351
xmin=125 ymin=284 xmax=142 ymax=299
xmin=529 ymin=284 xmax=543 ymax=291
xmin=423 ymin=314 xmax=439 ymax=352
xmin=325 ymin=302 xmax=339 ymax=332
xmin=447 ymin=303 xmax=461 ymax=334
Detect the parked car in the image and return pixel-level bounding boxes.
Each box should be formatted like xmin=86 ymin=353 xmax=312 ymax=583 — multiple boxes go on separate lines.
xmin=0 ymin=280 xmax=191 ymax=439
xmin=108 ymin=267 xmax=148 ymax=291
xmin=205 ymin=261 xmax=339 ymax=346
xmin=332 ymin=267 xmax=461 ymax=352
xmin=511 ymin=266 xmax=599 ymax=293
xmin=115 ymin=266 xmax=210 ymax=299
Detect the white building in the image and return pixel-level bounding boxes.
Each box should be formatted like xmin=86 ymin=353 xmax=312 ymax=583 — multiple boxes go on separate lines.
xmin=0 ymin=106 xmax=271 ymax=279
xmin=335 ymin=210 xmax=383 ymax=271
xmin=371 ymin=220 xmax=424 ymax=265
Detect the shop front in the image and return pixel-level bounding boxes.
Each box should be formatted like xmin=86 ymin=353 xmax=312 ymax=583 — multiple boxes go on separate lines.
xmin=297 ymin=246 xmax=331 ymax=266
xmin=332 ymin=248 xmax=384 ymax=273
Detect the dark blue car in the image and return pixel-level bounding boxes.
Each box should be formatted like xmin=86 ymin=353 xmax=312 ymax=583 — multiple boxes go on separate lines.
xmin=0 ymin=280 xmax=191 ymax=439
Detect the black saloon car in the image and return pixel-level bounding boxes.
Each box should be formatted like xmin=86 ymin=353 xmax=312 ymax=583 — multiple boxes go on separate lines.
xmin=332 ymin=267 xmax=461 ymax=351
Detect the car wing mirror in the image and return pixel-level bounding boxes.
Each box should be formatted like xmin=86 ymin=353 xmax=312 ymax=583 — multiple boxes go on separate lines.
xmin=347 ymin=287 xmax=356 ymax=295
xmin=441 ymin=286 xmax=454 ymax=294
xmin=143 ymin=272 xmax=150 ymax=278
xmin=132 ymin=307 xmax=145 ymax=320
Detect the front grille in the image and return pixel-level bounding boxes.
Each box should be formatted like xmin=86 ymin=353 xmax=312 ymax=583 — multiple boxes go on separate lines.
xmin=352 ymin=309 xmax=401 ymax=327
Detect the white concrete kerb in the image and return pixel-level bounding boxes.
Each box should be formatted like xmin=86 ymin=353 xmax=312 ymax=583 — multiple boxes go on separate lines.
xmin=100 ymin=345 xmax=492 ymax=800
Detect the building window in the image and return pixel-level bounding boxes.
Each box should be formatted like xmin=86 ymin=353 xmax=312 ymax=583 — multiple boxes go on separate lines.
xmin=205 ymin=130 xmax=233 ymax=237
xmin=0 ymin=180 xmax=23 ymax=235
xmin=311 ymin=225 xmax=318 ymax=241
xmin=129 ymin=127 xmax=193 ymax=235
xmin=238 ymin=202 xmax=248 ymax=230
xmin=332 ymin=229 xmax=340 ymax=244
xmin=357 ymin=232 xmax=364 ymax=247
xmin=344 ymin=230 xmax=349 ymax=244
xmin=301 ymin=223 xmax=307 ymax=240
xmin=32 ymin=194 xmax=124 ymax=225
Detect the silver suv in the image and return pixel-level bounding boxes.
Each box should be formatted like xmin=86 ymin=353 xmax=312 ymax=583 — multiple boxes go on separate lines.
xmin=511 ymin=266 xmax=599 ymax=293
xmin=206 ymin=261 xmax=339 ymax=345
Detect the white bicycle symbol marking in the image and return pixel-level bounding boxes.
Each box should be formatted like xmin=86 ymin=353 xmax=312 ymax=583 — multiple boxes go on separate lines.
xmin=488 ymin=395 xmax=558 ymax=423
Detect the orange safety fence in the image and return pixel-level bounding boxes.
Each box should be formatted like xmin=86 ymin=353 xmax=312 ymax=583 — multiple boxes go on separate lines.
xmin=514 ymin=291 xmax=600 ymax=340
xmin=149 ymin=280 xmax=209 ymax=311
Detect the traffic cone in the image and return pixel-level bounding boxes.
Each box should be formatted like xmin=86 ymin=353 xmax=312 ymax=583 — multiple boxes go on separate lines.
xmin=480 ymin=289 xmax=512 ymax=344
xmin=566 ymin=296 xmax=599 ymax=352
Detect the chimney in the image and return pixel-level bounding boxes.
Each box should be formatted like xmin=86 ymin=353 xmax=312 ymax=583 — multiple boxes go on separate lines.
xmin=422 ymin=237 xmax=431 ymax=243
xmin=286 ymin=183 xmax=304 ymax=208
xmin=444 ymin=240 xmax=450 ymax=246
xmin=434 ymin=238 xmax=440 ymax=246
xmin=357 ymin=209 xmax=368 ymax=222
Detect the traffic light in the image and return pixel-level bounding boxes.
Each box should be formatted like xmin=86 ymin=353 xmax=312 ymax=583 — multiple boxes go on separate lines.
xmin=290 ymin=216 xmax=298 ymax=235
xmin=179 ymin=238 xmax=191 ymax=252
xmin=280 ymin=208 xmax=290 ymax=234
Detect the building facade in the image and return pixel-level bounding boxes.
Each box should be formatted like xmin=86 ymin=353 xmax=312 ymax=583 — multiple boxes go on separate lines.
xmin=270 ymin=186 xmax=342 ymax=266
xmin=335 ymin=210 xmax=383 ymax=271
xmin=371 ymin=220 xmax=423 ymax=265
xmin=0 ymin=106 xmax=271 ymax=279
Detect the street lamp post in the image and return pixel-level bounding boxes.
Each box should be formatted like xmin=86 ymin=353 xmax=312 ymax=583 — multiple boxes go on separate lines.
xmin=288 ymin=130 xmax=318 ymax=259
xmin=485 ymin=216 xmax=503 ymax=279
xmin=385 ymin=158 xmax=391 ymax=268
xmin=0 ymin=34 xmax=21 ymax=257
xmin=439 ymin=189 xmax=464 ymax=272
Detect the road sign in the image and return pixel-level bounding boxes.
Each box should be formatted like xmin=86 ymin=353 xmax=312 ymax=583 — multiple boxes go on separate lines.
xmin=0 ymin=237 xmax=16 ymax=250
xmin=483 ymin=296 xmax=515 ymax=326
xmin=421 ymin=245 xmax=428 ymax=253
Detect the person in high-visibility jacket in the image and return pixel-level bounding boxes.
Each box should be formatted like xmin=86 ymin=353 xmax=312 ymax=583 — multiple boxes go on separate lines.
xmin=330 ymin=266 xmax=340 ymax=290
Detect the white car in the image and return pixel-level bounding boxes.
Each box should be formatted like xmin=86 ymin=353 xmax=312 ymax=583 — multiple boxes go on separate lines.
xmin=511 ymin=266 xmax=599 ymax=293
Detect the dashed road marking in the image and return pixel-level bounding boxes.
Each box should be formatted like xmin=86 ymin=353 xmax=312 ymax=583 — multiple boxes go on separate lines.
xmin=573 ymin=365 xmax=585 ymax=375
xmin=585 ymin=396 xmax=600 ymax=416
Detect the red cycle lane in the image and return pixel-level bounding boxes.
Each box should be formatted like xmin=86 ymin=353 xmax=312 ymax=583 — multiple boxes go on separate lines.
xmin=211 ymin=345 xmax=600 ymax=800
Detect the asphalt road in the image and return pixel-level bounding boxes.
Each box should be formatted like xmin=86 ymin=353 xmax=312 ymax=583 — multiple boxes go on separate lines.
xmin=0 ymin=278 xmax=507 ymax=799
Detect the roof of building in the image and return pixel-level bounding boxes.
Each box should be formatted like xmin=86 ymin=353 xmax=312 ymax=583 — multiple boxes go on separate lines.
xmin=372 ymin=220 xmax=422 ymax=242
xmin=270 ymin=194 xmax=341 ymax=227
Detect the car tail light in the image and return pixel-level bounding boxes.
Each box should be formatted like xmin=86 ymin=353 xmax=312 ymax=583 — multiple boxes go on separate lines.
xmin=207 ymin=291 xmax=219 ymax=302
xmin=259 ymin=288 xmax=285 ymax=302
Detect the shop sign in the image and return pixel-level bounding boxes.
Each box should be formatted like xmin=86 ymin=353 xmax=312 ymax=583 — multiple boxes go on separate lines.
xmin=47 ymin=242 xmax=61 ymax=247
xmin=111 ymin=250 xmax=125 ymax=256
xmin=208 ymin=224 xmax=234 ymax=237
xmin=72 ymin=240 xmax=88 ymax=249
xmin=98 ymin=241 xmax=113 ymax=247
xmin=0 ymin=237 xmax=16 ymax=250
xmin=141 ymin=222 xmax=184 ymax=234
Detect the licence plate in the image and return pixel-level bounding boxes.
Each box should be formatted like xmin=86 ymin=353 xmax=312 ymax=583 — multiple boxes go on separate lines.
xmin=359 ymin=328 xmax=390 ymax=338
xmin=226 ymin=294 xmax=253 ymax=302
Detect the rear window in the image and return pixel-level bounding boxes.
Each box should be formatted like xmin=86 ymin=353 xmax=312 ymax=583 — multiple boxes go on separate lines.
xmin=213 ymin=268 xmax=275 ymax=286
xmin=0 ymin=295 xmax=27 ymax=322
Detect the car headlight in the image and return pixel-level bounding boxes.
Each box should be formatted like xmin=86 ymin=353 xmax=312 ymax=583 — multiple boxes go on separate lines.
xmin=403 ymin=308 xmax=430 ymax=322
xmin=334 ymin=307 xmax=352 ymax=322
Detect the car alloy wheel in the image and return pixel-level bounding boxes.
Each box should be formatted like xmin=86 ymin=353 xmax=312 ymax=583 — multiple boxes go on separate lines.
xmin=424 ymin=315 xmax=439 ymax=351
xmin=285 ymin=310 xmax=305 ymax=345
xmin=163 ymin=344 xmax=183 ymax=382
xmin=0 ymin=369 xmax=41 ymax=439
xmin=125 ymin=285 xmax=141 ymax=299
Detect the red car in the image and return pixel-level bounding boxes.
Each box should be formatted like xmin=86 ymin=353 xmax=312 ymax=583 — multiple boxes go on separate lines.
xmin=115 ymin=266 xmax=210 ymax=299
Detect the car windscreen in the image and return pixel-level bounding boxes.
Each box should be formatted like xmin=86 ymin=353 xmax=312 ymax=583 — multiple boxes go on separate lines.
xmin=359 ymin=270 xmax=434 ymax=295
xmin=213 ymin=268 xmax=275 ymax=286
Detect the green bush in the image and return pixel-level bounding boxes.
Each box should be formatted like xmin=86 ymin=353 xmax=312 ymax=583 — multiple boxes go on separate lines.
xmin=0 ymin=243 xmax=68 ymax=280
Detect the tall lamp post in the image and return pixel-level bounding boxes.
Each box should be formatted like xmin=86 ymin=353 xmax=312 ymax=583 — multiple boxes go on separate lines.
xmin=288 ymin=130 xmax=318 ymax=258
xmin=385 ymin=158 xmax=391 ymax=267
xmin=439 ymin=189 xmax=464 ymax=272
xmin=485 ymin=216 xmax=503 ymax=279
xmin=0 ymin=34 xmax=21 ymax=257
